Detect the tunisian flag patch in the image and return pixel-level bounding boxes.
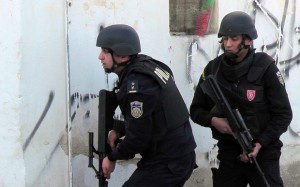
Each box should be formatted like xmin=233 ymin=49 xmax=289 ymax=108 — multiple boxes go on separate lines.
xmin=247 ymin=90 xmax=256 ymax=101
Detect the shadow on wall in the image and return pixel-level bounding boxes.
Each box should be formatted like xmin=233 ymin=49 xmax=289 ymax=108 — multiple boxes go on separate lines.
xmin=60 ymin=93 xmax=99 ymax=157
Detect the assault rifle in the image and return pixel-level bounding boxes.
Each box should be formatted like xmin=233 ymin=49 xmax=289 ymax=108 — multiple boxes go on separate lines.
xmin=201 ymin=75 xmax=270 ymax=187
xmin=88 ymin=90 xmax=118 ymax=187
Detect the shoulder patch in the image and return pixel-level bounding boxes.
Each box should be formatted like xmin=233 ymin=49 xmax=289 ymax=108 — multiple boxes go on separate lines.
xmin=201 ymin=71 xmax=206 ymax=80
xmin=128 ymin=80 xmax=138 ymax=93
xmin=276 ymin=71 xmax=285 ymax=85
xmin=154 ymin=67 xmax=170 ymax=84
xmin=130 ymin=101 xmax=143 ymax=118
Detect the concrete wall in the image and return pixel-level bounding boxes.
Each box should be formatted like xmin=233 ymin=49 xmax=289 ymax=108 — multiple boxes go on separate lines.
xmin=67 ymin=0 xmax=300 ymax=186
xmin=0 ymin=0 xmax=299 ymax=187
xmin=0 ymin=0 xmax=69 ymax=187
xmin=0 ymin=1 xmax=24 ymax=186
xmin=19 ymin=1 xmax=70 ymax=186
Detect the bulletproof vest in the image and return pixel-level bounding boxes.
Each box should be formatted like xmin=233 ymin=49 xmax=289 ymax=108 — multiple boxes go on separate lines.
xmin=210 ymin=52 xmax=274 ymax=138
xmin=121 ymin=54 xmax=189 ymax=130
xmin=213 ymin=52 xmax=274 ymax=102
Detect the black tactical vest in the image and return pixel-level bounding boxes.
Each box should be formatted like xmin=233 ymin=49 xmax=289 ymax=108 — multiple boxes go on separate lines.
xmin=118 ymin=54 xmax=189 ymax=130
xmin=209 ymin=52 xmax=274 ymax=138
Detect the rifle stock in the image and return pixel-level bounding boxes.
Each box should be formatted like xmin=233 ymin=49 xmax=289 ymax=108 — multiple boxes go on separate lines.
xmin=201 ymin=75 xmax=270 ymax=187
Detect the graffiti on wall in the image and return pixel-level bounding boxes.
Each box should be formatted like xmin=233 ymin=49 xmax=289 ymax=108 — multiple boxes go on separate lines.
xmin=170 ymin=0 xmax=299 ymax=79
xmin=59 ymin=92 xmax=99 ymax=157
xmin=22 ymin=91 xmax=67 ymax=186
xmin=23 ymin=91 xmax=55 ymax=151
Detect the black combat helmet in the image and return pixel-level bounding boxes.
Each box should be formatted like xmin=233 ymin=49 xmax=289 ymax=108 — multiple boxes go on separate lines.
xmin=96 ymin=24 xmax=141 ymax=56
xmin=218 ymin=11 xmax=257 ymax=40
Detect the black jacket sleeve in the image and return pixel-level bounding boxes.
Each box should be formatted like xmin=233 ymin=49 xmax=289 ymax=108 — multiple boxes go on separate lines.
xmin=190 ymin=65 xmax=216 ymax=127
xmin=257 ymin=63 xmax=293 ymax=147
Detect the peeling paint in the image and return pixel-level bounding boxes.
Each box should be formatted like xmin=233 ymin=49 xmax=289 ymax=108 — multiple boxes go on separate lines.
xmin=83 ymin=2 xmax=90 ymax=11
xmin=91 ymin=0 xmax=106 ymax=7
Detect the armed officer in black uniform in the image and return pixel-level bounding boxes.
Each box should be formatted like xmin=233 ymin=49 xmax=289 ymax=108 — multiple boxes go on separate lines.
xmin=190 ymin=11 xmax=292 ymax=187
xmin=96 ymin=24 xmax=197 ymax=187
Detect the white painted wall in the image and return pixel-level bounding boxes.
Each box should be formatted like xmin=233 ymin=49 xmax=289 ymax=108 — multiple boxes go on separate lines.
xmin=0 ymin=1 xmax=24 ymax=186
xmin=19 ymin=0 xmax=70 ymax=186
xmin=0 ymin=0 xmax=70 ymax=187
xmin=0 ymin=0 xmax=299 ymax=187
xmin=68 ymin=0 xmax=300 ymax=186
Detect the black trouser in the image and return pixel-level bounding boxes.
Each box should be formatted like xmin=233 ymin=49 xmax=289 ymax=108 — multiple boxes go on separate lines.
xmin=212 ymin=157 xmax=283 ymax=187
xmin=122 ymin=151 xmax=196 ymax=187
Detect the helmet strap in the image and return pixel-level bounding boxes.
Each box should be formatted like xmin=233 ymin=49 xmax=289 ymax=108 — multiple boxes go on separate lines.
xmin=223 ymin=35 xmax=249 ymax=60
xmin=107 ymin=50 xmax=133 ymax=73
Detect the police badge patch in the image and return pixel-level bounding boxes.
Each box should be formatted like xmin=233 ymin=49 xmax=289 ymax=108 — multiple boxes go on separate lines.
xmin=130 ymin=101 xmax=143 ymax=118
xmin=247 ymin=90 xmax=256 ymax=101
